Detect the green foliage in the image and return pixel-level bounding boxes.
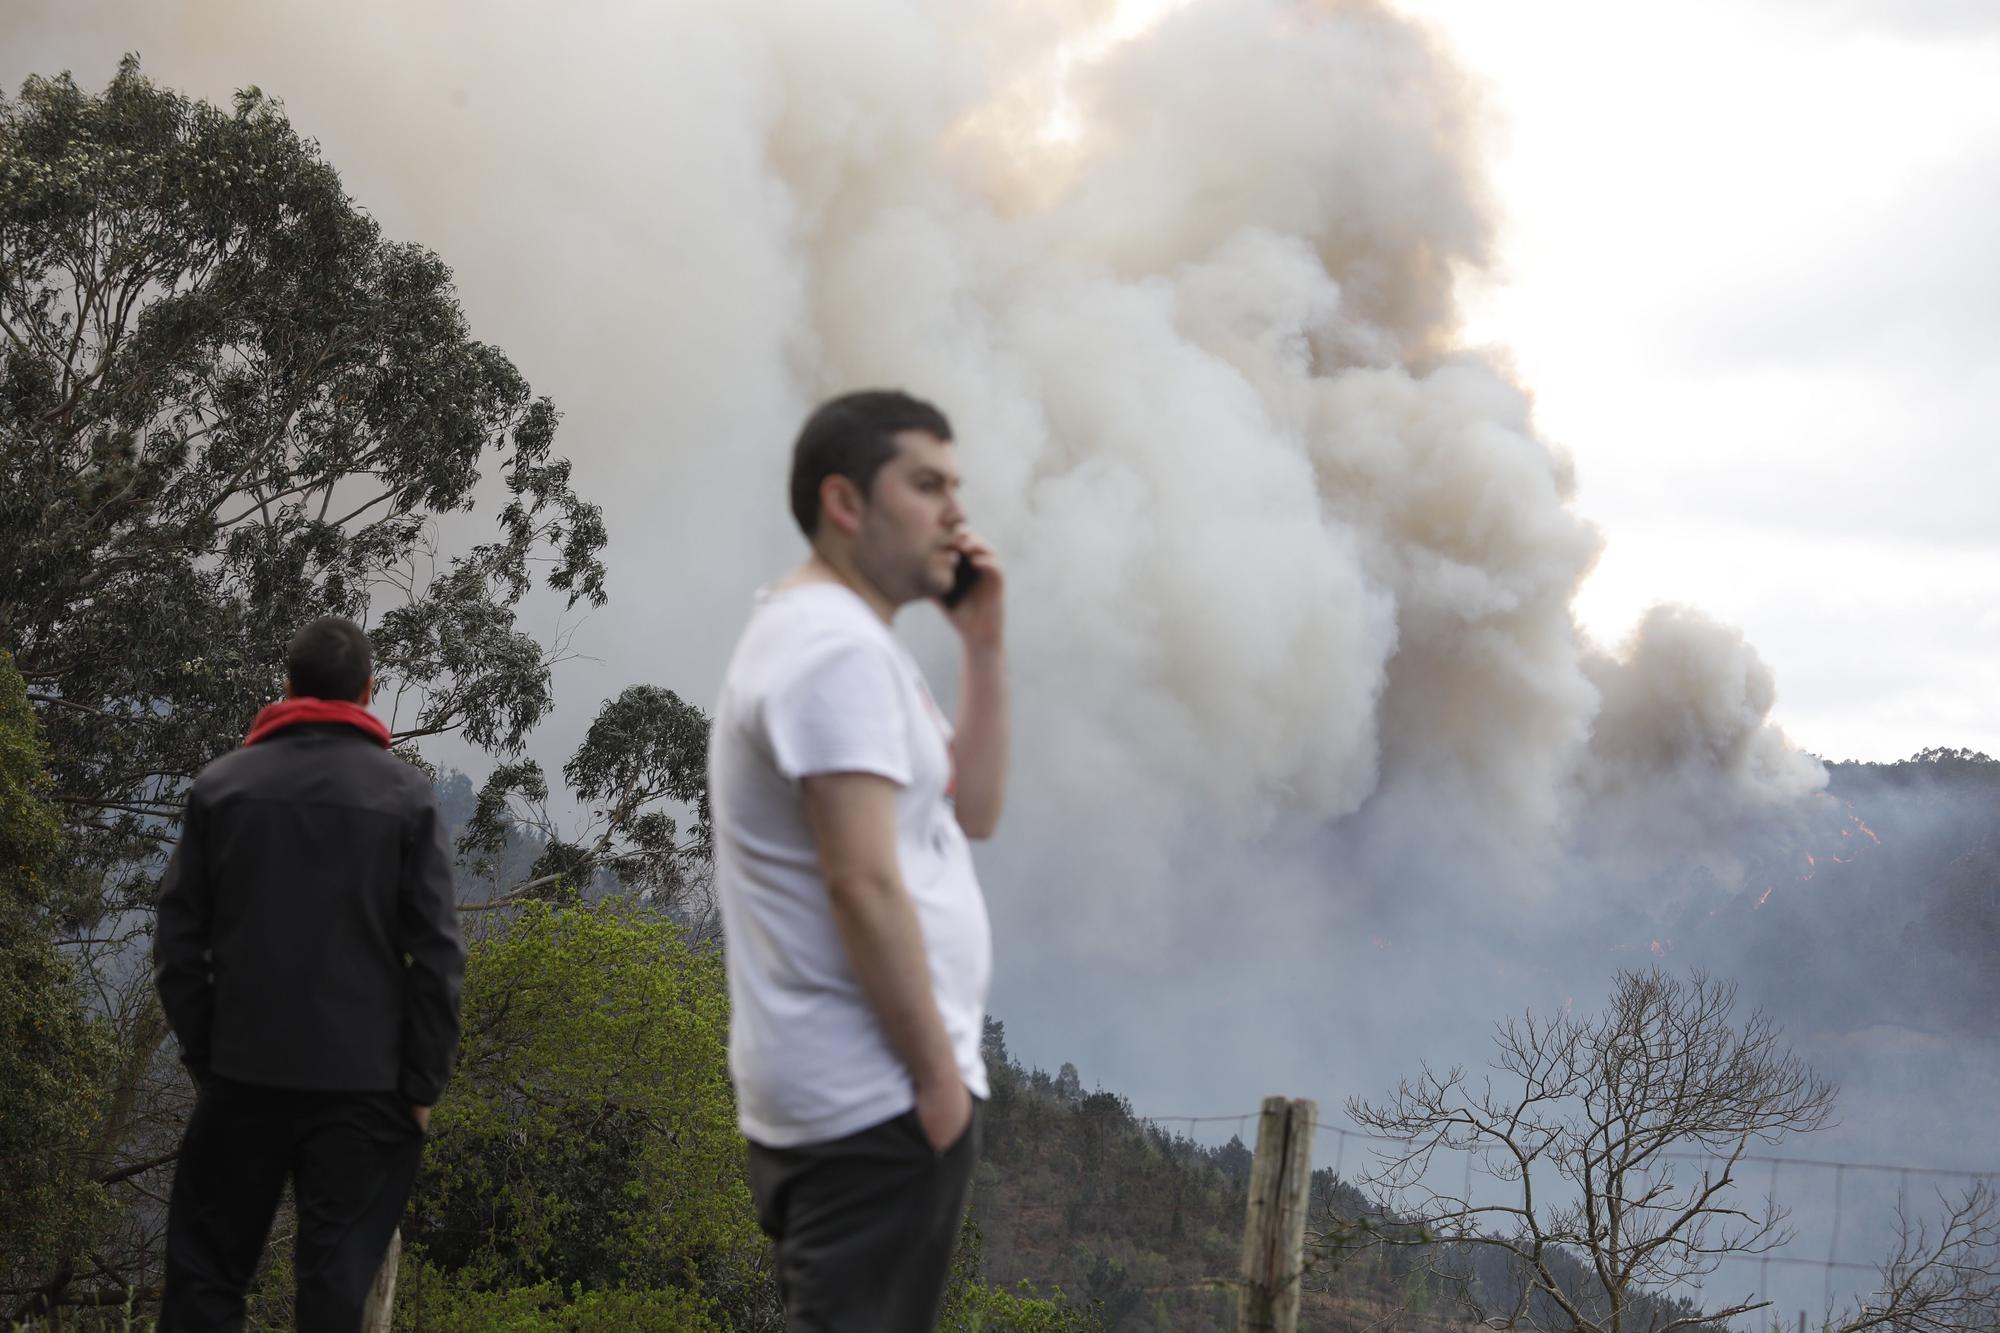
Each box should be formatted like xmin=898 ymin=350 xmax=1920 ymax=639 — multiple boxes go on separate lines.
xmin=0 ymin=653 xmax=62 ymax=899
xmin=0 ymin=653 xmax=117 ymax=1293
xmin=394 ymin=1257 xmax=723 ymax=1332
xmin=459 ymin=686 xmax=712 ymax=914
xmin=406 ymin=901 xmax=759 ymax=1304
xmin=941 ymin=1211 xmax=1104 ymax=1332
xmin=404 ymin=910 xmax=1112 ymax=1329
xmin=0 ymin=54 xmax=606 ymax=900
xmin=946 ymin=1276 xmax=1105 ymax=1332
xmin=971 ymin=1021 xmax=1250 ymax=1331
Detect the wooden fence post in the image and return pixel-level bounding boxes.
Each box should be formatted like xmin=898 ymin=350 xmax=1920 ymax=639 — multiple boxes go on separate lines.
xmin=1237 ymin=1096 xmax=1316 ymax=1333
xmin=360 ymin=1226 xmax=400 ymax=1333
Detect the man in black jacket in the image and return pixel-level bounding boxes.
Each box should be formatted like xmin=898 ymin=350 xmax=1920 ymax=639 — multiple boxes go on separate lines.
xmin=154 ymin=615 xmax=465 ymax=1331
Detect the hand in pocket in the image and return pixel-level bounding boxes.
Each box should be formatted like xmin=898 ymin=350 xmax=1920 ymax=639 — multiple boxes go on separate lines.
xmin=914 ymin=1080 xmax=970 ymax=1153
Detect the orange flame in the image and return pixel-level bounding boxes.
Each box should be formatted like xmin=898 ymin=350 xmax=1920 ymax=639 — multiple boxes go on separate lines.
xmin=1843 ymin=802 xmax=1883 ymax=846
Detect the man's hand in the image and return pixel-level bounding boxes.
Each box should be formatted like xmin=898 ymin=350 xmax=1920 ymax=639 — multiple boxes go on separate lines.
xmin=942 ymin=531 xmax=1010 ymax=838
xmin=941 ymin=532 xmax=1003 ymax=649
xmin=410 ymin=1103 xmax=431 ymax=1133
xmin=915 ymin=1077 xmax=972 ymax=1154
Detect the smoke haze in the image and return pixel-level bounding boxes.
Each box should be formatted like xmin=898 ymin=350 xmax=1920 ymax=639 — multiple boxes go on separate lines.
xmin=7 ymin=0 xmax=1989 ymax=1313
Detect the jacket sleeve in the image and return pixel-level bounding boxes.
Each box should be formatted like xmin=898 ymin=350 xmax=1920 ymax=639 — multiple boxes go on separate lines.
xmin=397 ymin=794 xmax=466 ymax=1105
xmin=152 ymin=792 xmax=214 ymax=1078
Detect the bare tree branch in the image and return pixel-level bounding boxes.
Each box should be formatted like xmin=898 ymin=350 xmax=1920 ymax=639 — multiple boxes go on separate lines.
xmin=1347 ymin=970 xmax=1835 ymax=1333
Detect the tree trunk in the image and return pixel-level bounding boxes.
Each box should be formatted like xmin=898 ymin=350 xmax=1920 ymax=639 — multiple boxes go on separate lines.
xmin=361 ymin=1227 xmax=401 ymax=1332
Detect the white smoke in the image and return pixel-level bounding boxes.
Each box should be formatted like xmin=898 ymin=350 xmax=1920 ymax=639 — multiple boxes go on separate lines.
xmin=8 ymin=0 xmax=1855 ymax=1167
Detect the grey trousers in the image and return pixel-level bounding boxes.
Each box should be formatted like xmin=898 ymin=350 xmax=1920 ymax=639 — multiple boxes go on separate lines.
xmin=747 ymin=1099 xmax=983 ymax=1333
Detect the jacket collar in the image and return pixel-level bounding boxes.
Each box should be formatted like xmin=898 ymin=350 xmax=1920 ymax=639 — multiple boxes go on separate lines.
xmin=242 ymin=697 xmax=392 ymax=749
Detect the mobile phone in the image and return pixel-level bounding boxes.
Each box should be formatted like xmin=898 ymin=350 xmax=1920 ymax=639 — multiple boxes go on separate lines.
xmin=942 ymin=552 xmax=981 ymax=609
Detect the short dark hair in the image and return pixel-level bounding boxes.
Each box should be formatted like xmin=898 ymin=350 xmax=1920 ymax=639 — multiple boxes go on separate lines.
xmin=789 ymin=390 xmax=952 ymax=537
xmin=286 ymin=615 xmax=373 ymax=701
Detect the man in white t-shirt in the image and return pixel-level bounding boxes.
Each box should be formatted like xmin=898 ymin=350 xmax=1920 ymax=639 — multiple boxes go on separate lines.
xmin=709 ymin=389 xmax=1009 ymax=1330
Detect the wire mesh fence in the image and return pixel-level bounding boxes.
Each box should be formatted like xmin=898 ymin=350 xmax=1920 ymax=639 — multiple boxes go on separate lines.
xmin=1137 ymin=1104 xmax=1999 ymax=1327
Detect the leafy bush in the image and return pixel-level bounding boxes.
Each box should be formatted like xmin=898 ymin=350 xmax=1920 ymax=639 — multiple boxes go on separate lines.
xmin=394 ymin=1257 xmax=723 ymax=1332
xmin=406 ymin=900 xmax=759 ymax=1305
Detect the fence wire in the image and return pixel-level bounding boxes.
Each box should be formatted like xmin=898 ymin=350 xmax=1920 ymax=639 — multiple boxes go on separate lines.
xmin=1136 ymin=1104 xmax=2000 ymax=1319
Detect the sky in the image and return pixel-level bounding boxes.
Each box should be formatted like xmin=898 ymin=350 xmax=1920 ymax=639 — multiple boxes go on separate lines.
xmin=1393 ymin=0 xmax=2000 ymax=762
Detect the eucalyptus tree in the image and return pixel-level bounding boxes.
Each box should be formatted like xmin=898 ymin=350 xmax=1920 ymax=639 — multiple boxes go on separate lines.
xmin=1 ymin=55 xmax=612 ymax=1317
xmin=1 ymin=54 xmax=606 ymax=913
xmin=458 ymin=683 xmax=715 ymax=925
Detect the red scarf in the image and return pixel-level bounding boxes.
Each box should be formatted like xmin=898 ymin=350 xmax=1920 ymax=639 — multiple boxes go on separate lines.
xmin=242 ymin=697 xmax=392 ymax=749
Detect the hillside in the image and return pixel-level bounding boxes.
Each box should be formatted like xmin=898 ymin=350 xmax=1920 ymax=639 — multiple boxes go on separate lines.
xmin=1585 ymin=746 xmax=2000 ymax=1068
xmin=406 ymin=751 xmax=2000 ymax=1330
xmin=970 ymin=1024 xmax=1722 ymax=1333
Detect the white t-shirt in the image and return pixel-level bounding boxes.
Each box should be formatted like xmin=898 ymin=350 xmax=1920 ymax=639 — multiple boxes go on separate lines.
xmin=710 ymin=582 xmax=992 ymax=1147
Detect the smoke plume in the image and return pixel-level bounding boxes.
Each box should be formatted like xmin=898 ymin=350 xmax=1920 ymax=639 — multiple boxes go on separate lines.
xmin=0 ymin=0 xmax=1827 ymax=1130
xmin=8 ymin=0 xmax=1977 ymax=1309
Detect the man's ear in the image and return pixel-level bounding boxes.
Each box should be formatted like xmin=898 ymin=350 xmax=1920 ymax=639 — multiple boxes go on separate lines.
xmin=819 ymin=474 xmax=866 ymax=537
xmin=357 ymin=675 xmax=375 ymax=707
xmin=283 ymin=673 xmax=297 ymax=700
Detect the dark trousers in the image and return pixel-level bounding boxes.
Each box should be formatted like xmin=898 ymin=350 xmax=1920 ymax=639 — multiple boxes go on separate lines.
xmin=747 ymin=1099 xmax=983 ymax=1333
xmin=160 ymin=1077 xmax=425 ymax=1332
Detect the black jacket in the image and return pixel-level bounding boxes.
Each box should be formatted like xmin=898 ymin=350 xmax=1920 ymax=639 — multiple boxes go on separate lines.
xmin=153 ymin=722 xmax=466 ymax=1103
